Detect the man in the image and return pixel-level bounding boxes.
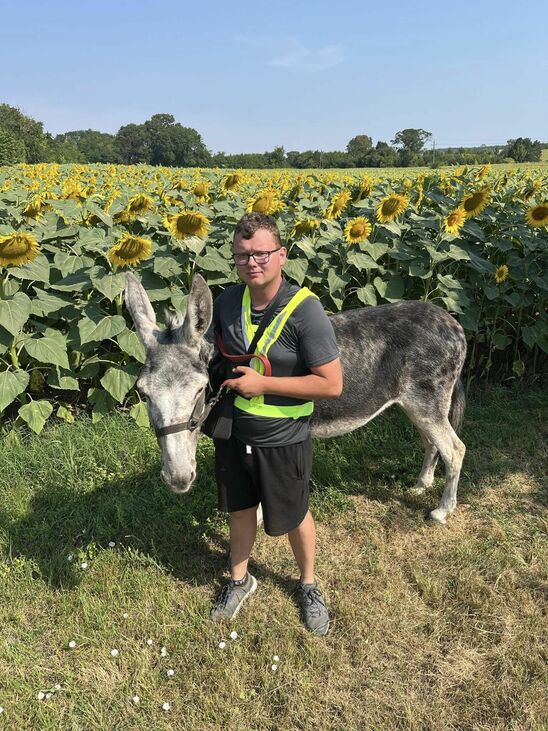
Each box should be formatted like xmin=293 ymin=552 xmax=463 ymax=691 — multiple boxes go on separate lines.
xmin=207 ymin=212 xmax=342 ymax=636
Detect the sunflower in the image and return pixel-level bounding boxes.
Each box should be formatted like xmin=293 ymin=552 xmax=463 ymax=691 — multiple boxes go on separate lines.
xmin=324 ymin=190 xmax=351 ymax=220
xmin=460 ymin=188 xmax=491 ymax=218
xmin=376 ymin=194 xmax=409 ymax=223
xmin=443 ymin=208 xmax=466 ymax=235
xmin=107 ymin=235 xmax=152 ymax=267
xmin=192 ymin=181 xmax=210 ymax=202
xmin=494 ymin=265 xmax=509 ymax=284
xmin=291 ymin=218 xmax=320 ymax=238
xmin=221 ymin=173 xmax=242 ymax=192
xmin=23 ymin=194 xmax=48 ymax=219
xmin=246 ymin=189 xmax=284 ymax=215
xmin=525 ymin=203 xmax=548 ymax=228
xmin=476 ymin=163 xmax=492 ymax=180
xmin=0 ymin=232 xmax=41 ymax=267
xmin=354 ymin=176 xmax=374 ymax=201
xmin=126 ymin=194 xmax=155 ymax=219
xmin=164 ymin=210 xmax=210 ymax=240
xmin=344 ymin=217 xmax=372 ymax=244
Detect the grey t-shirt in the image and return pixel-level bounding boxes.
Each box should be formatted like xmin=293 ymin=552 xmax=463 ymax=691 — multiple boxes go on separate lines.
xmin=205 ymin=279 xmax=340 ymax=447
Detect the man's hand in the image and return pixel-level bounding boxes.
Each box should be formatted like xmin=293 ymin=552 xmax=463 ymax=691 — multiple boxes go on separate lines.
xmin=222 ymin=366 xmax=265 ymax=398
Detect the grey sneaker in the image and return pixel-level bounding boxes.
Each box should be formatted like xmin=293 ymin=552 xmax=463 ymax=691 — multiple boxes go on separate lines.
xmin=296 ymin=581 xmax=330 ymax=636
xmin=210 ymin=572 xmax=258 ymax=621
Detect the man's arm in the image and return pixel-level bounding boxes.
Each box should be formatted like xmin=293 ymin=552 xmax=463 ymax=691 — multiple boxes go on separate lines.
xmin=223 ymin=358 xmax=343 ymax=400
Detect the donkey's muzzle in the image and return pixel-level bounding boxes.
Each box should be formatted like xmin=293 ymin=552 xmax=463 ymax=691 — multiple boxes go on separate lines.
xmin=161 ymin=469 xmax=196 ymax=495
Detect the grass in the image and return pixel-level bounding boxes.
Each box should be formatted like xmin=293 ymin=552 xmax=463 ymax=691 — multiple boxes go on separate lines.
xmin=0 ymin=387 xmax=546 ymax=730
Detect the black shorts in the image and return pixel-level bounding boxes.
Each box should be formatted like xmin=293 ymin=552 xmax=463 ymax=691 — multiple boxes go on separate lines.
xmin=214 ymin=435 xmax=313 ymax=537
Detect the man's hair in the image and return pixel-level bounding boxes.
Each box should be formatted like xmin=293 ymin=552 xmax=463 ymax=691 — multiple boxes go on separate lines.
xmin=233 ymin=212 xmax=282 ymax=248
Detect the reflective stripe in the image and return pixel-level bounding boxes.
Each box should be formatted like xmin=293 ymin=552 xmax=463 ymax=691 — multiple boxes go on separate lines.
xmin=234 ymin=395 xmax=314 ymax=419
xmin=239 ymin=284 xmax=319 ymax=417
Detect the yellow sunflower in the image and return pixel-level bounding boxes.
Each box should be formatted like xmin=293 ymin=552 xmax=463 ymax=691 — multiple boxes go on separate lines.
xmin=324 ymin=190 xmax=351 ymax=220
xmin=354 ymin=176 xmax=374 ymax=201
xmin=23 ymin=194 xmax=48 ymax=219
xmin=525 ymin=203 xmax=548 ymax=228
xmin=246 ymin=189 xmax=284 ymax=215
xmin=443 ymin=208 xmax=466 ymax=235
xmin=192 ymin=181 xmax=210 ymax=203
xmin=376 ymin=194 xmax=409 ymax=223
xmin=460 ymin=188 xmax=491 ymax=218
xmin=107 ymin=235 xmax=152 ymax=267
xmin=125 ymin=194 xmax=155 ymax=219
xmin=291 ymin=218 xmax=320 ymax=238
xmin=0 ymin=232 xmax=41 ymax=267
xmin=165 ymin=210 xmax=210 ymax=240
xmin=495 ymin=265 xmax=509 ymax=284
xmin=221 ymin=173 xmax=242 ymax=192
xmin=344 ymin=217 xmax=372 ymax=244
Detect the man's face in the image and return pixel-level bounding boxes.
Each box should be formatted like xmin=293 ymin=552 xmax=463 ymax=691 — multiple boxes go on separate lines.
xmin=232 ymin=229 xmax=286 ymax=289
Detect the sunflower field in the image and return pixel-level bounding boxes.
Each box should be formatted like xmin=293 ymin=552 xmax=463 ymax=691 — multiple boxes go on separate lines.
xmin=0 ymin=162 xmax=546 ymax=433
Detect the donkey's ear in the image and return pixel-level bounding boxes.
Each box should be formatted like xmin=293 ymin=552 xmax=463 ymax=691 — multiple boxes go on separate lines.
xmin=124 ymin=272 xmax=157 ymax=349
xmin=181 ymin=274 xmax=213 ymax=347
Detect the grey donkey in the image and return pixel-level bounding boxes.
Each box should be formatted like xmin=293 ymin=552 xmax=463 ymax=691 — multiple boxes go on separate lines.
xmin=125 ymin=272 xmax=466 ymax=524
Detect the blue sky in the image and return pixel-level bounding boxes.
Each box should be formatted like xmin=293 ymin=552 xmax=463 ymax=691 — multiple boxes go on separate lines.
xmin=1 ymin=0 xmax=546 ymax=153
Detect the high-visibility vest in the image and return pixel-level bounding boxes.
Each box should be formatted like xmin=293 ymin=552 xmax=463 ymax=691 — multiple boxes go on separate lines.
xmin=234 ymin=285 xmax=318 ymax=420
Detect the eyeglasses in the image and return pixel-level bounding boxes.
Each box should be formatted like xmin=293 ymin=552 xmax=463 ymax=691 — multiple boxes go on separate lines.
xmin=232 ymin=248 xmax=282 ymax=266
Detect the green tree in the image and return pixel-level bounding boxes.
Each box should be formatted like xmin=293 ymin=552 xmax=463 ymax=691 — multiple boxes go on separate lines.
xmin=57 ymin=130 xmax=120 ymax=163
xmin=143 ymin=113 xmax=211 ymax=167
xmin=115 ymin=123 xmax=150 ymax=164
xmin=0 ymin=104 xmax=49 ymax=162
xmin=392 ymin=128 xmax=432 ymax=153
xmin=346 ymin=135 xmax=373 ymax=165
xmin=504 ymin=137 xmax=542 ymax=163
xmin=0 ymin=127 xmax=26 ymax=164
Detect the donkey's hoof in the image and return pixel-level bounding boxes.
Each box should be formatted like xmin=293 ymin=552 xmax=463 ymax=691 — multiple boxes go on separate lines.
xmin=429 ymin=508 xmax=447 ymax=525
xmin=409 ymin=484 xmax=426 ymax=495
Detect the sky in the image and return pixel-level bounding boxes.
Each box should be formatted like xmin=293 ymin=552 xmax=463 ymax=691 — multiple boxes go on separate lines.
xmin=1 ymin=0 xmax=546 ymax=154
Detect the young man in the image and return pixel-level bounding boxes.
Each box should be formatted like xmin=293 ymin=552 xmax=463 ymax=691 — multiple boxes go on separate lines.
xmin=207 ymin=212 xmax=342 ymax=635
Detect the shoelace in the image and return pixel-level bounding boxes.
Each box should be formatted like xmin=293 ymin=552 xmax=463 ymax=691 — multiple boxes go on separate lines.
xmin=217 ymin=578 xmax=245 ymax=609
xmin=298 ymin=586 xmax=326 ymax=618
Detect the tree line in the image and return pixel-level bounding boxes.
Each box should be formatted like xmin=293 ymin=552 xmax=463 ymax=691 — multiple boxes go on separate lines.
xmin=0 ymin=104 xmax=544 ymax=168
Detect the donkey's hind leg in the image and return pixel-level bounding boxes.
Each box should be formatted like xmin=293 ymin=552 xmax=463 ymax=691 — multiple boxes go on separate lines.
xmin=409 ymin=430 xmax=440 ymax=494
xmin=401 ymin=405 xmax=465 ymax=524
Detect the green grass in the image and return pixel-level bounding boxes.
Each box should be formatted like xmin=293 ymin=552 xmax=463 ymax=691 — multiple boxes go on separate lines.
xmin=0 ymin=388 xmax=546 ymax=730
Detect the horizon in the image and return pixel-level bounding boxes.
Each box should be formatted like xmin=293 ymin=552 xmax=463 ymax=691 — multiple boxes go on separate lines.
xmin=1 ymin=0 xmax=546 ymax=154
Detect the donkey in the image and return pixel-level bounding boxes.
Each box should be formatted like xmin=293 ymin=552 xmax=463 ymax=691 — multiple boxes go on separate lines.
xmin=125 ymin=272 xmax=467 ymax=524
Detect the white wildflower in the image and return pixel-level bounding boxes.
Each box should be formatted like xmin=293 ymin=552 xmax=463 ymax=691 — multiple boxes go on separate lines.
xmin=146 ymin=639 xmax=153 ymax=646
xmin=132 ymin=695 xmax=140 ymax=704
xmin=108 ymin=541 xmax=116 ymax=548
xmin=160 ymin=646 xmax=167 ymax=657
xmin=80 ymin=562 xmax=88 ymax=570
xmin=271 ymin=664 xmax=278 ymax=672
xmin=272 ymin=655 xmax=280 ymax=662
xmin=0 ymin=706 xmax=4 ymax=714
xmin=162 ymin=702 xmax=171 ymax=711
xmin=68 ymin=640 xmax=76 ymax=648
xmin=110 ymin=649 xmax=119 ymax=657
xmin=218 ymin=641 xmax=226 ymax=649
xmin=229 ymin=631 xmax=238 ymax=640
xmin=67 ymin=554 xmax=73 ymax=562
xmin=166 ymin=669 xmax=175 ymax=677
xmin=54 ymin=684 xmax=61 ymax=690
xmin=37 ymin=692 xmax=45 ymax=700
xmin=45 ymin=693 xmax=52 ymax=700
xmin=123 ymin=612 xmax=129 ymax=619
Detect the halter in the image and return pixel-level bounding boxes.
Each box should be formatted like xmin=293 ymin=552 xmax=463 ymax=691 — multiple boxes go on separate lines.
xmin=153 ymin=385 xmax=228 ymax=438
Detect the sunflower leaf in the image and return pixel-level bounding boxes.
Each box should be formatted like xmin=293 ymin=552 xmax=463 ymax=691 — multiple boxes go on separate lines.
xmin=22 ymin=336 xmax=70 ymax=369
xmin=18 ymin=399 xmax=53 ymax=434
xmin=78 ymin=314 xmax=126 ymax=345
xmin=374 ymin=275 xmax=405 ymax=302
xmin=356 ymin=285 xmax=377 ymax=306
xmin=90 ymin=268 xmax=126 ymax=301
xmin=88 ymin=387 xmax=116 ymax=422
xmin=100 ymin=364 xmax=139 ymax=403
xmin=0 ymin=292 xmax=31 ymax=336
xmin=130 ymin=401 xmax=150 ymax=429
xmin=117 ymin=329 xmax=146 ymax=363
xmin=0 ymin=369 xmax=29 ymax=412
xmin=284 ymin=258 xmax=308 ymax=286
xmin=8 ymin=254 xmax=51 ymax=284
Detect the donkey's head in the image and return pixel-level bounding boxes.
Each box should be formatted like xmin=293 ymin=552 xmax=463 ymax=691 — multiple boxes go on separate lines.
xmin=125 ymin=272 xmax=213 ymax=494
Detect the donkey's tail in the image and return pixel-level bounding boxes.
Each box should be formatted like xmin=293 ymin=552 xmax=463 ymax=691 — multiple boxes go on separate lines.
xmin=449 ymin=378 xmax=465 ymax=434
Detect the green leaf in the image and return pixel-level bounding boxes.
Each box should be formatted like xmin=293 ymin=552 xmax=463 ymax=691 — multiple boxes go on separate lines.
xmin=48 ymin=367 xmax=80 ymax=391
xmin=356 ymin=285 xmax=377 ymax=306
xmin=23 ymin=336 xmax=70 ymax=369
xmin=374 ymin=275 xmax=405 ymax=302
xmin=130 ymin=401 xmax=150 ymax=428
xmin=78 ymin=313 xmax=126 ymax=345
xmin=0 ymin=369 xmax=29 ymax=412
xmin=56 ymin=405 xmax=75 ymax=423
xmin=9 ymin=254 xmax=50 ymax=283
xmin=446 ymin=244 xmax=470 ymax=261
xmin=195 ymin=250 xmax=232 ymax=275
xmin=117 ymin=329 xmax=146 ymax=363
xmin=154 ymin=255 xmax=183 ymax=278
xmin=346 ymin=250 xmax=378 ymax=271
xmin=512 ymin=359 xmax=525 ymax=377
xmin=100 ymin=364 xmax=139 ymax=403
xmin=88 ymin=387 xmax=115 ymax=422
xmin=284 ymin=258 xmax=308 ymax=286
xmin=0 ymin=292 xmax=31 ymax=336
xmin=138 ymin=270 xmax=172 ymax=302
xmin=361 ymin=242 xmax=389 ymax=261
xmin=437 ymin=274 xmax=464 ymax=290
xmin=85 ymin=201 xmax=113 ymax=227
xmin=52 ymin=265 xmax=103 ymax=292
xmin=53 ymin=252 xmax=95 ymax=277
xmin=327 ymin=269 xmax=350 ymax=295
xmin=91 ymin=268 xmax=126 ymax=301
xmin=18 ymin=399 xmax=53 ymax=434
xmin=48 ymin=199 xmax=81 ymax=219
xmin=29 ymin=288 xmax=74 ymax=317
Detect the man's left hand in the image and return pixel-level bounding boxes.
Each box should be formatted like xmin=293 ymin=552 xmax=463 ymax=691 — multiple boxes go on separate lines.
xmin=222 ymin=366 xmax=265 ymax=398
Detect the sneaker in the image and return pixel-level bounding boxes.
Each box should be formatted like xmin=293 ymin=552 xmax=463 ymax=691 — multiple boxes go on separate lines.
xmin=296 ymin=581 xmax=330 ymax=636
xmin=210 ymin=572 xmax=258 ymax=621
